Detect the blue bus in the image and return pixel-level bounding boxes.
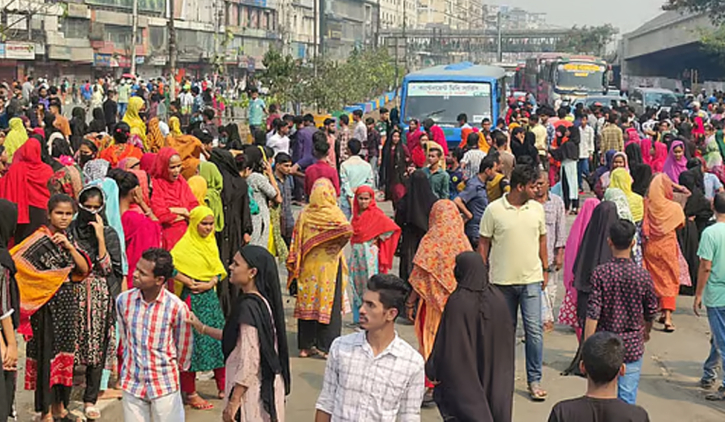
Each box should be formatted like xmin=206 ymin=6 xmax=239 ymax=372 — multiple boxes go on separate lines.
xmin=400 ymin=62 xmax=507 ymax=147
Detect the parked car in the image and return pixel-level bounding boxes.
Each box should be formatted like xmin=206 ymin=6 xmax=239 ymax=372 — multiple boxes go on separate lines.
xmin=573 ymin=95 xmax=627 ymax=110
xmin=629 ymin=87 xmax=678 ymax=116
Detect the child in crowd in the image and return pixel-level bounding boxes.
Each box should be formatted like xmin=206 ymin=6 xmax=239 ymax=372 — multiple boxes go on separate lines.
xmin=446 ymin=147 xmax=465 ymax=200
xmin=340 ymin=138 xmax=374 ymax=220
xmin=548 ymin=332 xmax=651 ymax=422
xmin=483 ymin=152 xmax=509 ymax=202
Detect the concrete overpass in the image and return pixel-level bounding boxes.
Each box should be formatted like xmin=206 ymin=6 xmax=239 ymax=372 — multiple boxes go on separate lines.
xmin=622 ymin=11 xmax=722 ymax=82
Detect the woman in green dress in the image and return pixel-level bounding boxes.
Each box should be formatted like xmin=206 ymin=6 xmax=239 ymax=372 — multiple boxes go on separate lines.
xmin=171 ymin=206 xmax=227 ymax=409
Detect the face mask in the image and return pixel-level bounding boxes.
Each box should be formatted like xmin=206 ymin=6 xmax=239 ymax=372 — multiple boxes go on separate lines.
xmin=138 ymin=112 xmax=147 ymax=120
xmin=79 ymin=153 xmax=93 ymax=167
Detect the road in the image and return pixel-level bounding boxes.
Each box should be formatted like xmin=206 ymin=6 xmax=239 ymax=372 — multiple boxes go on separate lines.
xmin=12 ymin=201 xmax=725 ymax=421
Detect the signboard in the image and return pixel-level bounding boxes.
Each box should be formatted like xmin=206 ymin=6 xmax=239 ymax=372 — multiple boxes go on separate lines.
xmin=85 ymin=0 xmax=164 ymax=13
xmin=5 ymin=42 xmax=35 ymax=60
xmin=48 ymin=45 xmax=71 ymax=60
xmin=561 ymin=63 xmax=604 ymax=73
xmin=407 ymin=82 xmax=491 ymax=98
xmin=0 ymin=44 xmax=6 ymax=59
xmin=94 ymin=53 xmax=112 ymax=67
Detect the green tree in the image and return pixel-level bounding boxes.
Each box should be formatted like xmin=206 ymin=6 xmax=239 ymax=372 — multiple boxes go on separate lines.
xmin=663 ymin=0 xmax=725 ymax=23
xmin=555 ymin=24 xmax=618 ymax=56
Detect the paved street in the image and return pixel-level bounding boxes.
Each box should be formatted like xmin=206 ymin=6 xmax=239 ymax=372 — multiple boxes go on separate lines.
xmin=11 ymin=203 xmax=725 ymax=421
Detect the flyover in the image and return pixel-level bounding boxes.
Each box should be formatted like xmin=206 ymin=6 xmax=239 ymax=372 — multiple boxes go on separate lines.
xmin=621 ymin=11 xmax=722 ymax=82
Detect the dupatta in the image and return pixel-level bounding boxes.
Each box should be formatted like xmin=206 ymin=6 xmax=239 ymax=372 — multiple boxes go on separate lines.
xmin=350 ymin=185 xmax=401 ymax=273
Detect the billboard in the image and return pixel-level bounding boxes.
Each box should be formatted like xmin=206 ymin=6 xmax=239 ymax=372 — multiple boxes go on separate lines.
xmin=85 ymin=0 xmax=164 ymax=13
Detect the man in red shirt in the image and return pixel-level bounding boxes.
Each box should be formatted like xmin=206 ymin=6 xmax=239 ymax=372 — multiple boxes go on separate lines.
xmin=304 ymin=131 xmax=340 ymax=198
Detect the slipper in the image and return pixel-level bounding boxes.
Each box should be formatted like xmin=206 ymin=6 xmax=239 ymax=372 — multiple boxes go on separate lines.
xmin=706 ymin=389 xmax=725 ymax=401
xmin=528 ymin=383 xmax=548 ymax=402
xmin=663 ymin=323 xmax=676 ymax=333
xmin=84 ymin=406 xmax=101 ymax=420
xmin=185 ymin=393 xmax=214 ymax=410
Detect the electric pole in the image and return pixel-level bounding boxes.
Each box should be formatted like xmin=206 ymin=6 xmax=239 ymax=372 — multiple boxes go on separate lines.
xmin=168 ymin=0 xmax=177 ymax=100
xmin=496 ymin=10 xmax=502 ymax=63
xmin=130 ymin=0 xmax=138 ymax=75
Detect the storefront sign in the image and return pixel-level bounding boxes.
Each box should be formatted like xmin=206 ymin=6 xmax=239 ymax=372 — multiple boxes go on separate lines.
xmin=48 ymin=45 xmax=71 ymax=60
xmin=0 ymin=44 xmax=6 ymax=59
xmin=5 ymin=42 xmax=35 ymax=60
xmin=94 ymin=53 xmax=112 ymax=67
xmin=150 ymin=56 xmax=167 ymax=66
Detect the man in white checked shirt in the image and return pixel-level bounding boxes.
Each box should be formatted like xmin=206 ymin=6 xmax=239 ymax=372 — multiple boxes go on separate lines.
xmin=315 ymin=274 xmax=425 ymax=422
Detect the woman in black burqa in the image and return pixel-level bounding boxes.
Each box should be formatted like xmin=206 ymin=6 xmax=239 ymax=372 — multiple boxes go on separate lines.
xmin=224 ymin=245 xmax=291 ymax=421
xmin=209 ymin=148 xmax=254 ymax=317
xmin=0 ymin=199 xmax=19 ymax=422
xmin=426 ymin=252 xmax=514 ymax=422
xmin=395 ymin=169 xmax=438 ymax=285
xmin=563 ymin=201 xmax=619 ymax=376
xmin=677 ymin=167 xmax=713 ymax=295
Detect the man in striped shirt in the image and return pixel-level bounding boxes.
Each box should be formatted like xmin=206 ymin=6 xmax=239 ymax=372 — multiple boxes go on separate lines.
xmin=116 ymin=248 xmax=192 ymax=421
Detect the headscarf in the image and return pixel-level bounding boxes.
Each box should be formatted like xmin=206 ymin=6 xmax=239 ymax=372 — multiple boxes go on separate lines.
xmin=222 ymin=245 xmax=290 ymax=421
xmin=83 ymin=159 xmax=110 ymax=184
xmin=679 ymin=169 xmax=713 ymax=227
xmin=187 ymin=175 xmax=208 ymax=205
xmin=0 ymin=199 xmax=19 ymax=328
xmin=4 ymin=117 xmax=28 ymax=161
xmin=604 ymin=188 xmax=634 ymax=222
xmin=68 ymin=107 xmax=87 ymax=151
xmin=663 ymin=140 xmax=688 ymax=184
xmin=0 ymin=138 xmax=54 ymax=224
xmin=411 ymin=200 xmax=472 ymax=312
xmin=146 ymin=116 xmax=165 ymax=153
xmin=87 ymin=177 xmax=128 ymax=277
xmin=150 ymin=148 xmax=199 ymax=220
xmin=593 ymin=150 xmax=616 ymax=181
xmin=625 ymin=142 xmax=643 ymax=166
xmin=140 ymin=153 xmax=157 ymax=173
xmin=644 ymin=173 xmax=685 ymax=237
xmin=224 ymin=123 xmax=244 ymax=150
xmin=198 ymin=162 xmax=225 ymax=231
xmin=425 ymin=252 xmax=514 ymax=422
xmin=54 ymin=114 xmax=72 ymax=140
xmin=350 ymin=185 xmax=401 ymax=274
xmin=395 ymin=169 xmax=438 ymax=232
xmin=612 ymin=151 xmax=629 ymax=170
xmin=631 ymin=163 xmax=653 ymax=197
xmin=640 ymin=138 xmax=667 ymax=173
xmin=117 ymin=157 xmax=140 ymax=171
xmin=563 ymin=198 xmax=599 ymax=293
xmin=170 ymin=206 xmax=227 ymax=282
xmin=609 ymin=168 xmax=643 ymax=222
xmin=169 ymin=116 xmax=183 ymax=136
xmin=573 ymin=201 xmax=619 ymax=293
xmin=286 ymin=178 xmax=353 ymax=285
xmin=88 ymin=108 xmax=106 ymax=133
xmin=122 ymin=96 xmax=147 ymax=146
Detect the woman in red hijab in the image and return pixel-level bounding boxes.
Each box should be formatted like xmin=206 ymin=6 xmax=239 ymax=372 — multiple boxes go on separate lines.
xmin=0 ymin=137 xmax=54 ymax=242
xmin=640 ymin=137 xmax=667 ymax=173
xmin=150 ymin=147 xmax=199 ymax=250
xmin=348 ymin=185 xmax=401 ymax=324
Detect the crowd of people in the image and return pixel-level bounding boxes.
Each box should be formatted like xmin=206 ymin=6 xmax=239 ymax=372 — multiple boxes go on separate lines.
xmin=1 ymin=73 xmax=725 ymax=422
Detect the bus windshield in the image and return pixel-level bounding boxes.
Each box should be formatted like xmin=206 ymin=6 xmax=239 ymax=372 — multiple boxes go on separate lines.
xmin=554 ymin=62 xmax=606 ymax=93
xmin=404 ymin=81 xmax=492 ymax=126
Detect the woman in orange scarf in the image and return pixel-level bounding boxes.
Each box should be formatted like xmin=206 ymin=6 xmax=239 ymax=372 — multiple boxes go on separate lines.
xmin=99 ymin=122 xmax=143 ymax=167
xmin=146 ymin=116 xmax=165 ymax=153
xmin=643 ymin=173 xmax=686 ymax=332
xmin=406 ymin=199 xmax=471 ymax=401
xmin=166 ymin=116 xmax=203 ymax=179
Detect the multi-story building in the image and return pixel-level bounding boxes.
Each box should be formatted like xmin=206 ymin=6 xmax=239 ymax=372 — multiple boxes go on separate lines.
xmin=379 ymin=0 xmax=416 ymax=29
xmin=482 ymin=4 xmax=547 ymax=31
xmin=417 ymin=0 xmax=483 ymax=29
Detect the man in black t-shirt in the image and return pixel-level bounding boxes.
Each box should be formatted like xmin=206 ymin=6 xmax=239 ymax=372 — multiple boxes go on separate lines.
xmin=548 ymin=332 xmax=650 ymax=422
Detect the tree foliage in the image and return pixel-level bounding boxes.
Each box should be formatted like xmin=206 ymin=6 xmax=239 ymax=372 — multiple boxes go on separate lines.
xmin=261 ymin=47 xmax=398 ymax=112
xmin=555 ymin=24 xmax=619 ymax=56
xmin=663 ymin=0 xmax=725 ymax=24
xmin=696 ymin=26 xmax=725 ymax=65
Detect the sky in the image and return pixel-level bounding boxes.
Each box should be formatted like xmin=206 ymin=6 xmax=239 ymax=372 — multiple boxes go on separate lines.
xmin=498 ymin=0 xmax=667 ymax=34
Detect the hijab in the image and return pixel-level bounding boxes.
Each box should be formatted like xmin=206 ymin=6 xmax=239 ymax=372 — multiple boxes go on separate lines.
xmin=573 ymin=201 xmax=619 ymax=293
xmin=117 ymin=157 xmax=140 ymax=171
xmin=609 ymin=168 xmax=643 ymax=222
xmin=198 ymin=162 xmax=225 ymax=232
xmin=631 ymin=163 xmax=653 ymax=197
xmin=0 ymin=138 xmax=54 ymax=224
xmin=89 ymin=108 xmax=106 ymax=133
xmin=640 ymin=138 xmax=667 ymax=173
xmin=4 ymin=117 xmax=28 ymax=161
xmin=593 ymin=150 xmax=616 ymax=181
xmin=122 ymin=96 xmax=147 ymax=146
xmin=644 ymin=173 xmax=685 ymax=237
xmin=395 ymin=169 xmax=438 ymax=232
xmin=604 ymin=188 xmax=634 ymax=222
xmin=151 ymin=147 xmax=199 ymax=216
xmin=0 ymin=199 xmax=19 ymax=328
xmin=222 ymin=245 xmax=290 ymax=421
xmin=679 ymin=169 xmax=713 ymax=225
xmin=140 ymin=153 xmax=157 ymax=173
xmin=411 ymin=200 xmax=472 ymax=312
xmin=187 ymin=176 xmax=208 ymax=205
xmin=563 ymin=198 xmax=599 ymax=293
xmin=625 ymin=142 xmax=643 ymax=166
xmin=170 ymin=206 xmax=227 ymax=282
xmin=83 ymin=159 xmax=110 ymax=183
xmin=425 ymin=251 xmax=514 ymax=422
xmin=663 ymin=140 xmax=688 ymax=184
xmin=71 ymin=185 xmax=107 ymax=258
xmin=350 ymin=185 xmax=401 ymax=273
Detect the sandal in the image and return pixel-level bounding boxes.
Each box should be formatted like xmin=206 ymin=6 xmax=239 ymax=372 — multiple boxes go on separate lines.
xmin=299 ymin=349 xmax=316 ymax=358
xmin=663 ymin=323 xmax=676 ymax=333
xmin=185 ymin=393 xmax=214 ymax=410
xmin=84 ymin=405 xmax=101 ymax=420
xmin=528 ymin=382 xmax=548 ymax=402
xmin=706 ymin=387 xmax=725 ymax=401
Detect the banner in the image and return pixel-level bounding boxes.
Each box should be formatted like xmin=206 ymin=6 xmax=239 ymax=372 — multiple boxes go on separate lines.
xmin=5 ymin=42 xmax=35 ymax=60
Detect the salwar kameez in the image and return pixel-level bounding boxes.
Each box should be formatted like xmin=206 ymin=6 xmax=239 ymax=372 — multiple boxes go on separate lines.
xmin=348 ymin=241 xmax=378 ymax=323
xmin=181 ymin=288 xmax=226 ymax=393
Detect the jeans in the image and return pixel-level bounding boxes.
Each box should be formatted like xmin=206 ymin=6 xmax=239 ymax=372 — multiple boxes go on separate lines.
xmin=702 ymin=336 xmax=722 ymax=383
xmin=118 ymin=102 xmax=128 ymax=119
xmin=122 ymin=391 xmax=185 ymax=422
xmin=618 ymin=358 xmax=643 ymax=404
xmin=707 ymin=306 xmax=725 ymax=388
xmin=496 ymin=283 xmax=544 ymax=384
xmin=577 ymin=158 xmax=590 ymax=190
